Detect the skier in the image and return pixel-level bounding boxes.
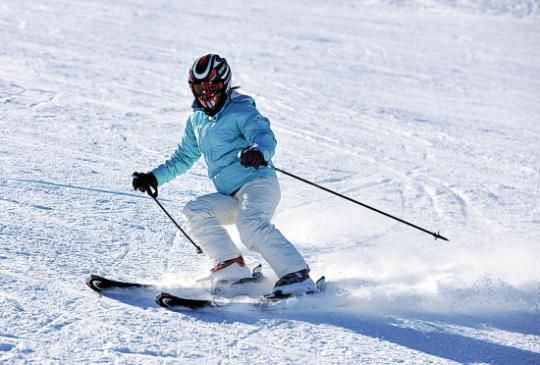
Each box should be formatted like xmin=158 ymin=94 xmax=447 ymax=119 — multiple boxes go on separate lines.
xmin=132 ymin=54 xmax=316 ymax=297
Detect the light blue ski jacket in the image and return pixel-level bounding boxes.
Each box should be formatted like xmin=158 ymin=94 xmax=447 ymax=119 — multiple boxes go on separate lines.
xmin=151 ymin=90 xmax=277 ymax=195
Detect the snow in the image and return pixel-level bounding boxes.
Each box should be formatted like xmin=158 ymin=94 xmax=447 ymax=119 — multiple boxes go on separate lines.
xmin=1 ymin=0 xmax=539 ymax=363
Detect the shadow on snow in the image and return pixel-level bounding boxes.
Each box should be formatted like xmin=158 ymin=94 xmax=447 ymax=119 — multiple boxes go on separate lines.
xmin=93 ymin=287 xmax=540 ymax=365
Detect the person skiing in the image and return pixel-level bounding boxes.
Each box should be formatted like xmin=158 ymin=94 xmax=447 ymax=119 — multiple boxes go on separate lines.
xmin=132 ymin=54 xmax=316 ymax=297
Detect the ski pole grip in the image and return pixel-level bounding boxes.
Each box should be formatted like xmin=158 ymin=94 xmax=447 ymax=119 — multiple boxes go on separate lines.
xmin=146 ymin=185 xmax=158 ymax=199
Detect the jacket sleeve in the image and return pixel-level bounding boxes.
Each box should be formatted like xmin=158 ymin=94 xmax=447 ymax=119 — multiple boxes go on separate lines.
xmin=237 ymin=110 xmax=277 ymax=162
xmin=151 ymin=117 xmax=201 ymax=186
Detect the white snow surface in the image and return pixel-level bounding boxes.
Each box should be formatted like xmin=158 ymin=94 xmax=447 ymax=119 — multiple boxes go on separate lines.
xmin=1 ymin=0 xmax=540 ymax=364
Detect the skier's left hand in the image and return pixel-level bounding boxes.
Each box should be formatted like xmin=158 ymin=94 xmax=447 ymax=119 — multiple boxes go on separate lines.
xmin=240 ymin=147 xmax=265 ymax=169
xmin=132 ymin=172 xmax=158 ymax=197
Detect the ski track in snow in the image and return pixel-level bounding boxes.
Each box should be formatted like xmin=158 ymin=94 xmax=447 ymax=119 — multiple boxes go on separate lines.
xmin=1 ymin=0 xmax=540 ymax=364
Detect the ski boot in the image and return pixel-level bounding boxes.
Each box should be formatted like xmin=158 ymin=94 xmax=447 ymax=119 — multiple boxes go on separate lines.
xmin=209 ymin=256 xmax=253 ymax=291
xmin=265 ymin=268 xmax=317 ymax=300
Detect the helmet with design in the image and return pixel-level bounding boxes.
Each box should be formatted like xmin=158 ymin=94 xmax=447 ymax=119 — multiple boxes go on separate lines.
xmin=188 ymin=54 xmax=232 ymax=116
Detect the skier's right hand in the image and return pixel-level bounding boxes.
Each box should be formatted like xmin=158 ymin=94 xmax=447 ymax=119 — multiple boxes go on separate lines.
xmin=240 ymin=147 xmax=266 ymax=169
xmin=132 ymin=172 xmax=158 ymax=197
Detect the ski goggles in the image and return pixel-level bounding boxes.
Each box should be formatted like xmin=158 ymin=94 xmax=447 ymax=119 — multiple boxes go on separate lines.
xmin=191 ymin=81 xmax=223 ymax=97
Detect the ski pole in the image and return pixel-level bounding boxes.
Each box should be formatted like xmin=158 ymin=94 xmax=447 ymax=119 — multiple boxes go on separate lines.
xmin=146 ymin=187 xmax=203 ymax=254
xmin=267 ymin=164 xmax=449 ymax=241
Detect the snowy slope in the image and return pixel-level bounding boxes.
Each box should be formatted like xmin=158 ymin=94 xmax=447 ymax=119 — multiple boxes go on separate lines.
xmin=1 ymin=0 xmax=539 ymax=364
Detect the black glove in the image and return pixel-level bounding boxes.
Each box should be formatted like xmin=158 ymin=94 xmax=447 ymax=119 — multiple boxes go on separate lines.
xmin=132 ymin=172 xmax=158 ymax=197
xmin=240 ymin=147 xmax=266 ymax=169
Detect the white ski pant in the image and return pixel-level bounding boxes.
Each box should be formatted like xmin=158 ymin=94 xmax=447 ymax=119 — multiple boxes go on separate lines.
xmin=183 ymin=176 xmax=308 ymax=279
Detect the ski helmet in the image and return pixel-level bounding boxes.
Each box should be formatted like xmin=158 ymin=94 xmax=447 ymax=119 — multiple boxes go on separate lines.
xmin=188 ymin=54 xmax=232 ymax=115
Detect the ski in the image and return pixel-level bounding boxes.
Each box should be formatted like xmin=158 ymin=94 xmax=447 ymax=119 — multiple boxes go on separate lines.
xmin=86 ymin=264 xmax=264 ymax=294
xmin=155 ymin=276 xmax=326 ymax=310
xmin=155 ymin=292 xmax=223 ymax=309
xmin=86 ymin=274 xmax=154 ymax=292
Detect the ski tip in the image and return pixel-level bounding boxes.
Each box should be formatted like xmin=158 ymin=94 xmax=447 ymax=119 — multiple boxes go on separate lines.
xmin=315 ymin=276 xmax=326 ymax=292
xmin=155 ymin=292 xmax=174 ymax=308
xmin=86 ymin=274 xmax=105 ymax=292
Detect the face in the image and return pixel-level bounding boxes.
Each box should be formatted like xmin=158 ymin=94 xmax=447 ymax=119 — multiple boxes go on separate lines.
xmin=191 ymin=82 xmax=223 ymax=112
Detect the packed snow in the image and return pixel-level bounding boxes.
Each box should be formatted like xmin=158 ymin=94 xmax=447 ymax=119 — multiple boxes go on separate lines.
xmin=1 ymin=0 xmax=539 ymax=364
